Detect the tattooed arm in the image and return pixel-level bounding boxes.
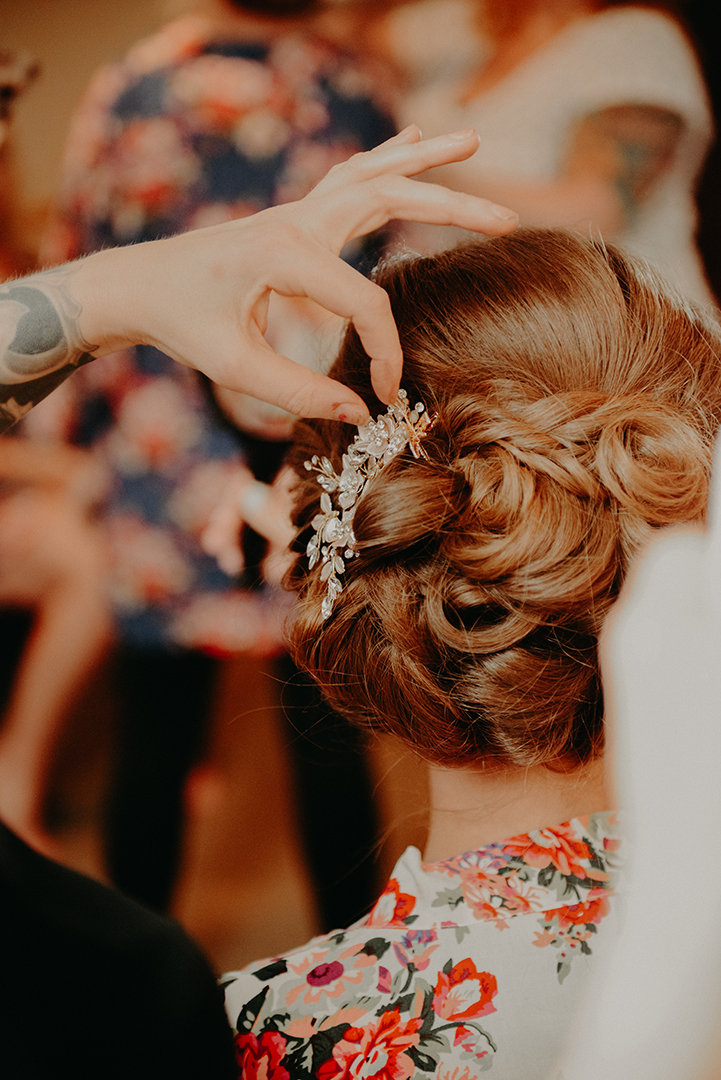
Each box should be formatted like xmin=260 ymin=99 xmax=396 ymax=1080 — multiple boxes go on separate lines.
xmin=0 ymin=266 xmax=96 ymax=433
xmin=0 ymin=128 xmax=516 ymax=433
xmin=562 ymin=103 xmax=684 ymax=234
xmin=414 ymin=105 xmax=684 ymax=243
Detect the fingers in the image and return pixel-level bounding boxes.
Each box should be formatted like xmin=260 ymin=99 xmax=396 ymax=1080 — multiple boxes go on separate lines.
xmin=302 ymin=158 xmax=516 ymax=254
xmin=361 ymin=173 xmax=518 ymax=236
xmin=201 ymin=475 xmax=249 ymax=577
xmin=316 ymin=128 xmax=483 ymax=190
xmin=229 ymin=335 xmax=372 ymax=423
xmin=269 ymin=244 xmax=402 ymax=403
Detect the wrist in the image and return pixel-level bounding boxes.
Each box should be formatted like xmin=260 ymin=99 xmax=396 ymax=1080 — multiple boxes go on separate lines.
xmin=71 ymin=245 xmax=149 ymax=357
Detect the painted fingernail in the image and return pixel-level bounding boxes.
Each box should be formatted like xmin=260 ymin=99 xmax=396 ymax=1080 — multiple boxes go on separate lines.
xmin=490 ymin=204 xmax=518 ymax=221
xmin=449 ymin=128 xmax=477 ymax=141
xmin=333 ymin=403 xmax=368 ymax=425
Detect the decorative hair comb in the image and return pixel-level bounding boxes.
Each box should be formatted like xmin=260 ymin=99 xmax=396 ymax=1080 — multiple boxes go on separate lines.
xmin=304 ymin=389 xmax=435 ymax=619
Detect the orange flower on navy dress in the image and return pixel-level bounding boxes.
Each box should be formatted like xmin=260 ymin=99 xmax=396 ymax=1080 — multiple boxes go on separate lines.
xmin=433 ymin=958 xmax=498 ymax=1022
xmin=234 ymin=1029 xmax=290 ymax=1080
xmin=316 ymin=1008 xmax=422 ymax=1080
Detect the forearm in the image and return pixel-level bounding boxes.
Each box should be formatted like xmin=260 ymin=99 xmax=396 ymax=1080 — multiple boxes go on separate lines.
xmin=0 ymin=261 xmax=99 ymax=433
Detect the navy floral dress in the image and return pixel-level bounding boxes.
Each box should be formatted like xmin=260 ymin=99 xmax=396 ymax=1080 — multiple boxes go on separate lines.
xmin=34 ymin=16 xmax=395 ymax=651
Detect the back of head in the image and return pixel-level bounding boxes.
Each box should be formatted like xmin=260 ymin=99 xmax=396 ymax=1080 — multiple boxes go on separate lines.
xmin=288 ymin=229 xmax=721 ymax=769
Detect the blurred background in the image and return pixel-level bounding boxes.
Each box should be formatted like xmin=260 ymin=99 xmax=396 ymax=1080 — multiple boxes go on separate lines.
xmin=0 ymin=0 xmax=719 ymax=979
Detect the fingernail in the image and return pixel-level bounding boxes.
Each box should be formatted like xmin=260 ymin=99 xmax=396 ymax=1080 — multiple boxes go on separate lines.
xmin=490 ymin=203 xmax=518 ymax=221
xmin=449 ymin=128 xmax=478 ymax=141
xmin=396 ymin=123 xmax=419 ymax=139
xmin=333 ymin=403 xmax=368 ymax=426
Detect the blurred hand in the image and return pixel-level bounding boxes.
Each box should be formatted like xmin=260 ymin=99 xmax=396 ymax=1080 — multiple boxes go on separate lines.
xmin=201 ymin=464 xmax=296 ymax=584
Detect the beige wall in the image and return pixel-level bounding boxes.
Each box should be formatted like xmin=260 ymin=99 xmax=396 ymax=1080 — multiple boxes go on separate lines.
xmin=0 ymin=0 xmax=192 ymax=249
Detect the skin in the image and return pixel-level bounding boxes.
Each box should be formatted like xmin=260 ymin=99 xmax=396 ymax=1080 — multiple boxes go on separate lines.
xmin=427 ymin=103 xmax=685 ymax=240
xmin=403 ymin=0 xmax=685 ymax=244
xmin=424 ymin=758 xmax=610 ymax=863
xmin=0 ymin=127 xmax=517 ymax=434
xmin=0 ymin=128 xmax=517 ymax=848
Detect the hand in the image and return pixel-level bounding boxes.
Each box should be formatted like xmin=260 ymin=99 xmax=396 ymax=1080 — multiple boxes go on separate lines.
xmin=77 ymin=126 xmax=517 ymax=424
xmin=201 ymin=464 xmax=296 ymax=584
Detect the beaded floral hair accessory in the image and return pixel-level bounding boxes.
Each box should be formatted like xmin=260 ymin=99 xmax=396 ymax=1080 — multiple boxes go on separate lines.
xmin=304 ymin=389 xmax=435 ymax=619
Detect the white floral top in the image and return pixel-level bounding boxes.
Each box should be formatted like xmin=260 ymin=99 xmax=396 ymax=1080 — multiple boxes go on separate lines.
xmin=223 ymin=813 xmax=621 ymax=1079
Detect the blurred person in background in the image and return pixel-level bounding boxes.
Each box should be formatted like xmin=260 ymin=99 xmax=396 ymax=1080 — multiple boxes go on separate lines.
xmin=0 ymin=128 xmax=518 ymax=1079
xmin=0 ymin=50 xmax=113 ymax=852
xmin=32 ymin=0 xmax=397 ymax=919
xmin=379 ymin=0 xmax=714 ymax=307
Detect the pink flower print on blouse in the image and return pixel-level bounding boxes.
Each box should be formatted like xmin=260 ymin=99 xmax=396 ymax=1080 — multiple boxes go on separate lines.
xmin=437 ymin=1067 xmax=481 ymax=1080
xmin=533 ymin=893 xmax=613 ymax=983
xmin=282 ymin=941 xmax=377 ymax=1009
xmin=392 ymin=929 xmax=440 ymax=972
xmin=453 ymin=1022 xmax=496 ymax=1069
xmin=458 ymin=867 xmax=548 ymax=929
xmin=432 ymin=959 xmax=498 ymax=1022
xmin=545 ymin=894 xmax=611 ymax=933
xmin=316 ymin=1008 xmax=423 ymax=1080
xmin=366 ymin=878 xmax=415 ymax=929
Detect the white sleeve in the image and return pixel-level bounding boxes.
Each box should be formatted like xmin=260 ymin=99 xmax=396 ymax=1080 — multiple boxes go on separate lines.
xmin=568 ymin=9 xmax=712 ymax=139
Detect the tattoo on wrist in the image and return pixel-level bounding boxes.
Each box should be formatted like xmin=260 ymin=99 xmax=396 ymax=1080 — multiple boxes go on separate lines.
xmin=0 ymin=264 xmax=98 ymax=433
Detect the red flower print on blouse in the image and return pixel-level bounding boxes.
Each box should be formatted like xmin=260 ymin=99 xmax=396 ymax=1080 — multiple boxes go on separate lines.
xmin=366 ymin=878 xmax=416 ymax=928
xmin=234 ymin=1030 xmax=290 ymax=1080
xmin=546 ymin=894 xmax=611 ymax=931
xmin=317 ymin=1008 xmax=422 ymax=1080
xmin=503 ymin=824 xmax=593 ymax=879
xmin=433 ymin=959 xmax=498 ymax=1022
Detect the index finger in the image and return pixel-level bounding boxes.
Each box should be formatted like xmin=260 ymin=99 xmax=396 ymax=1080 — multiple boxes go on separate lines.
xmin=314 ymin=128 xmax=483 ymax=188
xmin=270 ymin=242 xmax=402 ymax=404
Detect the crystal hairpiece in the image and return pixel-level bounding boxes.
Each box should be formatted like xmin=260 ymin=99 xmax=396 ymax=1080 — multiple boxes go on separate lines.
xmin=304 ymin=389 xmax=435 ymax=620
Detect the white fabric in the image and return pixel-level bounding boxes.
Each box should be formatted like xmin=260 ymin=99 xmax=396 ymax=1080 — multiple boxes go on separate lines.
xmin=399 ymin=7 xmax=714 ymax=306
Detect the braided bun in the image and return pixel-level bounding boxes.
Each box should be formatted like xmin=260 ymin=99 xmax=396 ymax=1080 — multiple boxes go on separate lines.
xmin=288 ymin=230 xmax=721 ymax=768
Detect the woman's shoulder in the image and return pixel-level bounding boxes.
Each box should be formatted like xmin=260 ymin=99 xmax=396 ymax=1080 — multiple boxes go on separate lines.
xmin=545 ymin=5 xmax=710 ymax=122
xmin=563 ymin=5 xmax=701 ymax=74
xmin=223 ymin=817 xmax=622 ymax=1077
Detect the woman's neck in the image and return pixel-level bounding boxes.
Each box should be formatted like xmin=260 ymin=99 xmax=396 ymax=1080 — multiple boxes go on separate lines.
xmin=423 ymin=755 xmax=611 ymax=863
xmin=463 ymin=0 xmax=601 ymax=99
